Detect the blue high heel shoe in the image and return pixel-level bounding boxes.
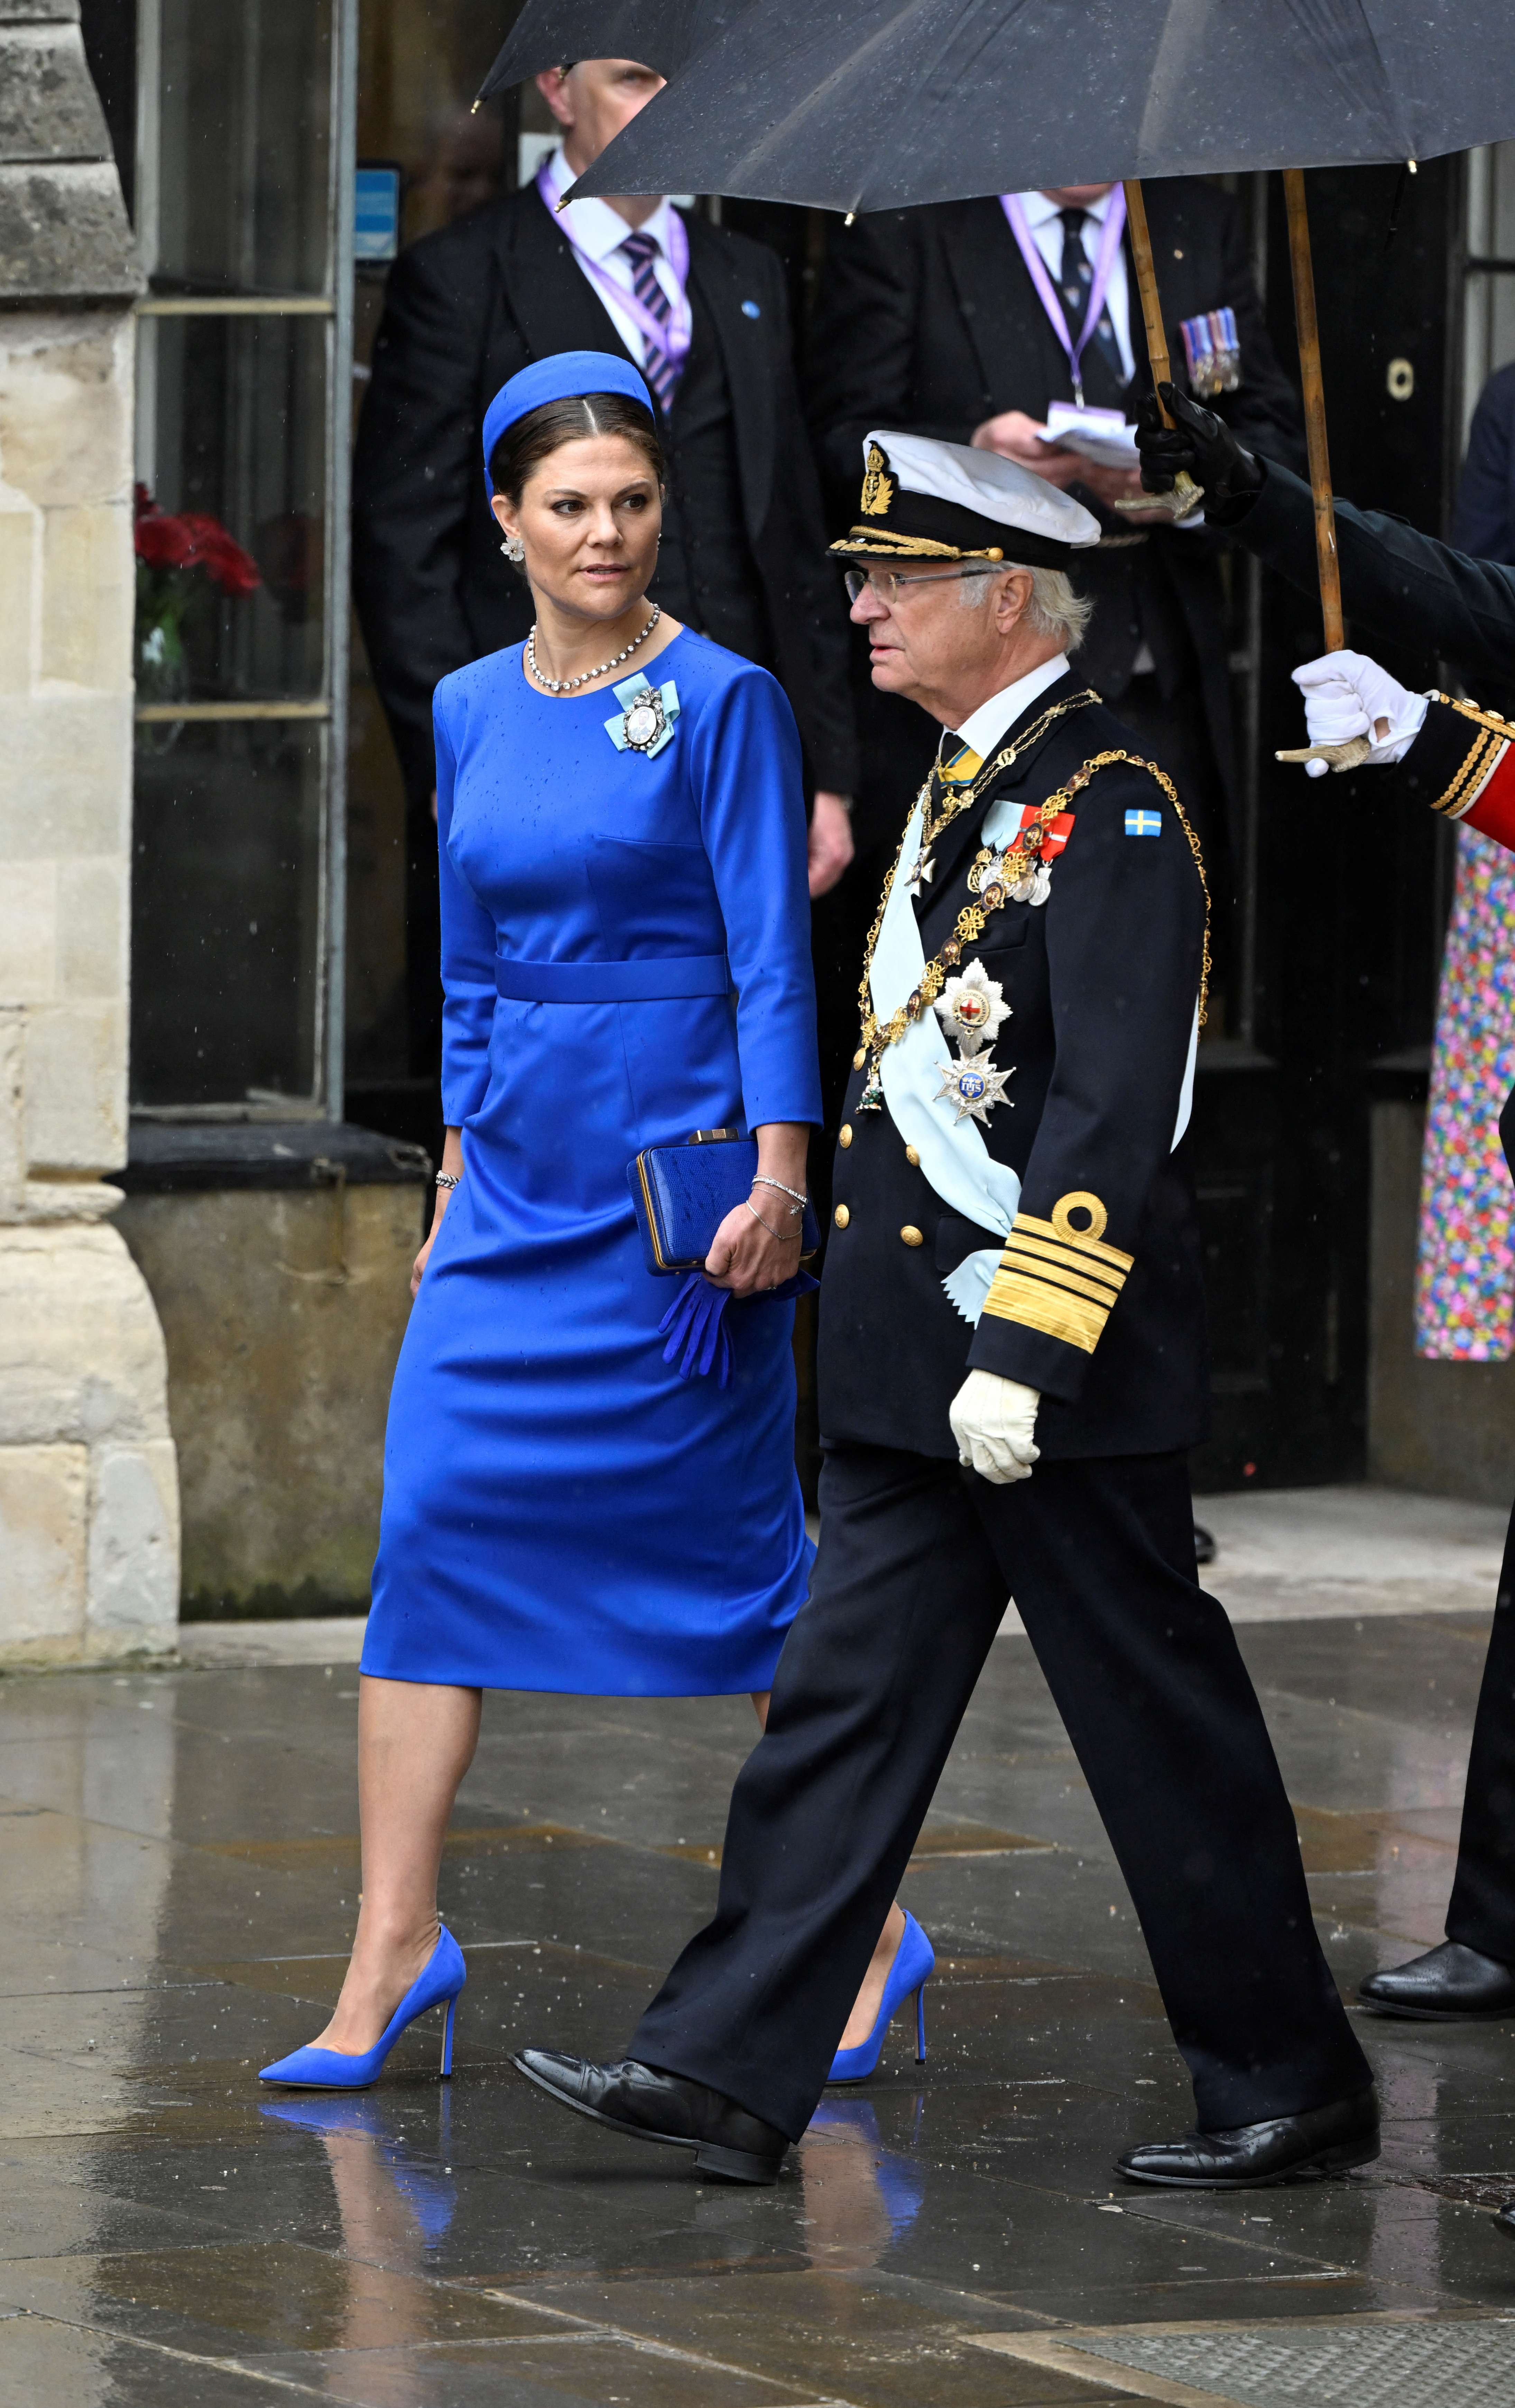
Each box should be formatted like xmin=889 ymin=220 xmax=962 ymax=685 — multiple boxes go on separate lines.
xmin=828 ymin=1910 xmax=934 ymax=2083
xmin=259 ymin=1925 xmax=466 ymax=2089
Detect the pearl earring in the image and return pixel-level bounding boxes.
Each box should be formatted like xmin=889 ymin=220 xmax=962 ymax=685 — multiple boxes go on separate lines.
xmin=501 ymin=533 xmax=525 ymax=563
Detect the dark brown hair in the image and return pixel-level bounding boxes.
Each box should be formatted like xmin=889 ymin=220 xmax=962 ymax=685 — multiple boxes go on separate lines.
xmin=488 ymin=391 xmax=665 ymax=503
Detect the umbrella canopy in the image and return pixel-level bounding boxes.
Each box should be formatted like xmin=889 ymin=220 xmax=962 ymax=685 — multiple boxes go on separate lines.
xmin=533 ymin=0 xmax=1515 ymax=213
xmin=478 ymin=2 xmax=740 ymax=94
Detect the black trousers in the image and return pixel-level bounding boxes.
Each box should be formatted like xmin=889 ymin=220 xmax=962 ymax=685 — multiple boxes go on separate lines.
xmin=1445 ymin=1495 xmax=1515 ymax=1960
xmin=631 ymin=1444 xmax=1370 ymax=2142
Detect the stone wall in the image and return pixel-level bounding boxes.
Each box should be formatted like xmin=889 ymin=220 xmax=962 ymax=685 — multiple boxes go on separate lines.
xmin=0 ymin=0 xmax=180 ymax=1661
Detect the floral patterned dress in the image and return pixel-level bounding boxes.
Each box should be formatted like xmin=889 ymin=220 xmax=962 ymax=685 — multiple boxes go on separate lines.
xmin=1415 ymin=823 xmax=1515 ymax=1358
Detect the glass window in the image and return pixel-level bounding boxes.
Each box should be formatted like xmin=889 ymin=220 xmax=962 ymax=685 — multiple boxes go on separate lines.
xmin=132 ymin=0 xmax=353 ymax=1117
xmin=148 ymin=0 xmax=333 ymax=297
xmin=132 ymin=725 xmax=324 ymax=1108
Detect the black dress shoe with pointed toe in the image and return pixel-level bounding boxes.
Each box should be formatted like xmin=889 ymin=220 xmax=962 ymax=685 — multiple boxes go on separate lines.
xmin=1358 ymin=1939 xmax=1515 ymax=2020
xmin=1117 ymin=2088 xmax=1379 ymax=2189
xmin=510 ymin=2049 xmax=787 ymax=2184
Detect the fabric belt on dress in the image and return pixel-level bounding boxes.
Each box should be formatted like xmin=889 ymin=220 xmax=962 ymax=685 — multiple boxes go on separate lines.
xmin=493 ymin=953 xmax=730 ymax=1003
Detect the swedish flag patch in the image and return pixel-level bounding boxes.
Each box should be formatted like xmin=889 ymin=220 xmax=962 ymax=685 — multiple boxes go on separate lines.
xmin=1125 ymin=808 xmax=1162 ymax=837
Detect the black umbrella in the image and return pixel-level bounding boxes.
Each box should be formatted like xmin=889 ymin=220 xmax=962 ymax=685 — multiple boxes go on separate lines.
xmin=477 ymin=2 xmax=737 ymax=90
xmin=499 ymin=0 xmax=1514 ymax=675
xmin=552 ymin=0 xmax=1514 ymax=211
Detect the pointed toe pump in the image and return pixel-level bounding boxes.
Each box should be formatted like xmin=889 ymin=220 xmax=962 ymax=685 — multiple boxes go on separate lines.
xmin=259 ymin=1925 xmax=466 ymax=2090
xmin=828 ymin=1911 xmax=935 ymax=2083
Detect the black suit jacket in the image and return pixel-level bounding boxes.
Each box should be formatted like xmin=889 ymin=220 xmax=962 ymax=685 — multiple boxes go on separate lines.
xmin=805 ymin=183 xmax=1302 ymax=831
xmin=352 ymin=182 xmax=855 ymax=802
xmin=1226 ymin=453 xmax=1515 ymax=696
xmin=821 ymin=672 xmax=1210 ymax=1461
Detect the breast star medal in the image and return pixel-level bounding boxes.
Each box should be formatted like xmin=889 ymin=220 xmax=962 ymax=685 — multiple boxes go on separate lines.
xmin=934 ymin=961 xmax=1010 ymax=1053
xmin=935 ymin=1047 xmax=1014 ymax=1124
xmin=932 ymin=959 xmax=1014 ymax=1123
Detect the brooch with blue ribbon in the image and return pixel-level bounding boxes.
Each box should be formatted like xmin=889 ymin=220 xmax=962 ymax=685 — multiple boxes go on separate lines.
xmin=605 ymin=670 xmax=680 ymax=759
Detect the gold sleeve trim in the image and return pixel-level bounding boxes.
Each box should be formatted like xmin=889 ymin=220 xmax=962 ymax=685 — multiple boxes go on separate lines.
xmin=1442 ymin=693 xmax=1515 ymax=737
xmin=999 ymin=1246 xmax=1125 ymax=1308
xmin=1430 ymin=696 xmax=1515 ymax=821
xmin=981 ymin=1271 xmax=1109 ymax=1353
xmin=1012 ymin=1210 xmax=1133 ymax=1277
xmin=980 ymin=1207 xmax=1134 ymax=1352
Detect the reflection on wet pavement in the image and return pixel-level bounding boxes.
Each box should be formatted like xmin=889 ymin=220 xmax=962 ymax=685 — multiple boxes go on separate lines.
xmin=2 ymin=1615 xmax=1514 ymax=2403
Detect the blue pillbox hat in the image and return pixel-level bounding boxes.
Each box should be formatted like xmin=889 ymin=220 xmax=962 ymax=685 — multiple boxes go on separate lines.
xmin=481 ymin=351 xmax=656 ymax=493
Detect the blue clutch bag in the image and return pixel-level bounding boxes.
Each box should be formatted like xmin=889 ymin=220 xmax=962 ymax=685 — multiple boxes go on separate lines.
xmin=628 ymin=1129 xmax=820 ymax=1275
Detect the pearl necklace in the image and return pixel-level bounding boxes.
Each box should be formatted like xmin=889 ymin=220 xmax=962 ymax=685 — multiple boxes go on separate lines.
xmin=526 ymin=605 xmax=660 ymax=694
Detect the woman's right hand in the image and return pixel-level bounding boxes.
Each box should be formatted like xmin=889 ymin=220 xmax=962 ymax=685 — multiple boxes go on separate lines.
xmin=411 ymin=1198 xmax=449 ymax=1297
xmin=412 ymin=1129 xmax=464 ymax=1297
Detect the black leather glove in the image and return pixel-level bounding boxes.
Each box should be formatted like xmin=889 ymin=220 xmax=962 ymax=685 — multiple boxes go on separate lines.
xmin=1135 ymin=383 xmax=1264 ymax=516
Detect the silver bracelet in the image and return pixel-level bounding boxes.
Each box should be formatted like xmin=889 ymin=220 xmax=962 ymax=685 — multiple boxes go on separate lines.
xmin=744 ymin=1196 xmax=801 ymax=1243
xmin=752 ymin=1173 xmax=805 ymax=1216
xmin=435 ymin=1171 xmax=461 ymax=1190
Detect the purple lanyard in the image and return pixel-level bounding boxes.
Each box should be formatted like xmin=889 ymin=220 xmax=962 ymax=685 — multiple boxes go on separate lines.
xmin=1000 ymin=189 xmax=1127 ymax=407
xmin=537 ymin=160 xmax=692 ymax=376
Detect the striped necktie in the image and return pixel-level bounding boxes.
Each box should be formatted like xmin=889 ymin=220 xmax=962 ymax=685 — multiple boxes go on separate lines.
xmin=1057 ymin=208 xmax=1126 ymax=389
xmin=619 ymin=228 xmax=681 ymax=412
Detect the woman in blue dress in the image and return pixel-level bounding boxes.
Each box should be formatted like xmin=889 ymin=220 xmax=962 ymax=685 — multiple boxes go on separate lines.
xmin=261 ymin=351 xmax=902 ymax=2089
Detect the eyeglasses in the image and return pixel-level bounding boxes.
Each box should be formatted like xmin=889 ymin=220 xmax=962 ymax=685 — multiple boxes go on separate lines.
xmin=843 ymin=564 xmax=1000 ymax=605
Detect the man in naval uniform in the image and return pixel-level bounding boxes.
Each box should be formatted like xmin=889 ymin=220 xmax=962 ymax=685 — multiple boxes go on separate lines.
xmin=507 ymin=435 xmax=1377 ymax=2191
xmin=352 ymin=55 xmax=856 ymax=1076
xmin=1138 ymin=388 xmax=1515 ymax=2050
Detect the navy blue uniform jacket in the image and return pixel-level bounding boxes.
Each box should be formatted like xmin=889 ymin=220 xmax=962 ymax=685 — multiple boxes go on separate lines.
xmin=819 ymin=670 xmax=1211 ymax=1462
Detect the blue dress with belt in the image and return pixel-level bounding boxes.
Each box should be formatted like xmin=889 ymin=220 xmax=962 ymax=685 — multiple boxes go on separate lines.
xmin=362 ymin=629 xmax=822 ymax=1694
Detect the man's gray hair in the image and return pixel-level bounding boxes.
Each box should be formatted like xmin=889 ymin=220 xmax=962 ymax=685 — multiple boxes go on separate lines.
xmin=959 ymin=561 xmax=1093 ymax=652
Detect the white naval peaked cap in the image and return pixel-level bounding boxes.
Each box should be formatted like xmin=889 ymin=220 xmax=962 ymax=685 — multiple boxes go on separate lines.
xmin=829 ymin=428 xmax=1101 ymax=567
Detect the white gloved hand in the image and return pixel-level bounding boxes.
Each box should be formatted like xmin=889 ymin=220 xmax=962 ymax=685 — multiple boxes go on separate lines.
xmin=1288 ymin=649 xmax=1428 ymax=777
xmin=949 ymin=1370 xmax=1040 ymax=1485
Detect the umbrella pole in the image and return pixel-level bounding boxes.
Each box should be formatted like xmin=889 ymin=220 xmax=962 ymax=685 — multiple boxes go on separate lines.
xmin=1119 ymin=180 xmax=1202 ymax=517
xmin=1272 ymin=169 xmax=1373 ymax=772
xmin=1281 ymin=168 xmax=1345 ymax=650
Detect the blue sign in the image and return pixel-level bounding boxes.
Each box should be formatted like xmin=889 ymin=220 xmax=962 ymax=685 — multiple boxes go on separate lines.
xmin=355 ymin=166 xmax=400 ymax=263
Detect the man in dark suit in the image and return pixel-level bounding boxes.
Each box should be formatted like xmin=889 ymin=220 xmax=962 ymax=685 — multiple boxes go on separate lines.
xmin=352 ymin=56 xmax=856 ymax=1073
xmin=1140 ymin=388 xmax=1515 ymax=2045
xmin=507 ymin=433 xmax=1377 ymax=2193
xmin=1453 ymin=362 xmax=1515 ymax=567
xmin=804 ymin=179 xmax=1301 ymax=893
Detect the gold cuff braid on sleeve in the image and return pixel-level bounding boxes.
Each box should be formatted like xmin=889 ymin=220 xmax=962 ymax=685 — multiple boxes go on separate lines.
xmin=1432 ymin=696 xmax=1515 ymax=820
xmin=980 ymin=1206 xmax=1133 ymax=1355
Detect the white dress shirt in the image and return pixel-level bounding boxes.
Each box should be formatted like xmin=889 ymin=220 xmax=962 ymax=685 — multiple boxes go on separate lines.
xmin=1006 ymin=187 xmax=1136 ymax=386
xmin=950 ymin=651 xmax=1071 ymax=765
xmin=539 ymin=146 xmax=685 ymax=367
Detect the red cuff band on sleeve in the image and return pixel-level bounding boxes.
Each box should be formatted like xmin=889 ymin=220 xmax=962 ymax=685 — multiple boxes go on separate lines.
xmin=1464 ymin=744 xmax=1515 ymax=853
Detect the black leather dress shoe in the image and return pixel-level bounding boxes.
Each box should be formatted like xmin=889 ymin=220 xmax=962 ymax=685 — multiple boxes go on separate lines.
xmin=1358 ymin=1939 xmax=1515 ymax=2020
xmin=1117 ymin=2088 xmax=1379 ymax=2188
xmin=1495 ymin=2201 xmax=1515 ymax=2237
xmin=510 ymin=2049 xmax=787 ymax=2184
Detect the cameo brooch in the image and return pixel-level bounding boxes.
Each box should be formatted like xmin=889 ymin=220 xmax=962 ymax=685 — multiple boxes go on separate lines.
xmin=605 ymin=670 xmax=681 ymax=760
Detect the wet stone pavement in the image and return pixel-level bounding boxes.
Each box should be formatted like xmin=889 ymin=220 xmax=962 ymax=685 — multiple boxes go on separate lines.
xmin=3 ymin=1613 xmax=1515 ymax=2405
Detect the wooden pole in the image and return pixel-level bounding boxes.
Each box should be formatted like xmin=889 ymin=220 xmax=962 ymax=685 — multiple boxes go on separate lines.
xmin=1119 ymin=178 xmax=1202 ymax=517
xmin=1123 ymin=177 xmax=1175 ymax=407
xmin=1282 ymin=167 xmax=1345 ymax=650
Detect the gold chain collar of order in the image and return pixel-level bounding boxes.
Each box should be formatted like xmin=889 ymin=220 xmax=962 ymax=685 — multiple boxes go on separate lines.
xmin=852 ymin=734 xmax=1211 ymax=1108
xmin=852 ymin=692 xmax=1098 ymax=1098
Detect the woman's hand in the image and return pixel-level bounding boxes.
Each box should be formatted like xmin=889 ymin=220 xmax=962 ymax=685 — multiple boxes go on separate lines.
xmin=703 ymin=1121 xmax=810 ymax=1299
xmin=412 ymin=1127 xmax=463 ymax=1298
xmin=704 ymin=1195 xmax=803 ymax=1296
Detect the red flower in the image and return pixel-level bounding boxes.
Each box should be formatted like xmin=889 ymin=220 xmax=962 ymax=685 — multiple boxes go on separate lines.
xmin=134 ymin=487 xmax=262 ymax=595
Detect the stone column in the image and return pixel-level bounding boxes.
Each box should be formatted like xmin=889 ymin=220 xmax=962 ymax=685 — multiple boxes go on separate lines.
xmin=0 ymin=0 xmax=179 ymax=1661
